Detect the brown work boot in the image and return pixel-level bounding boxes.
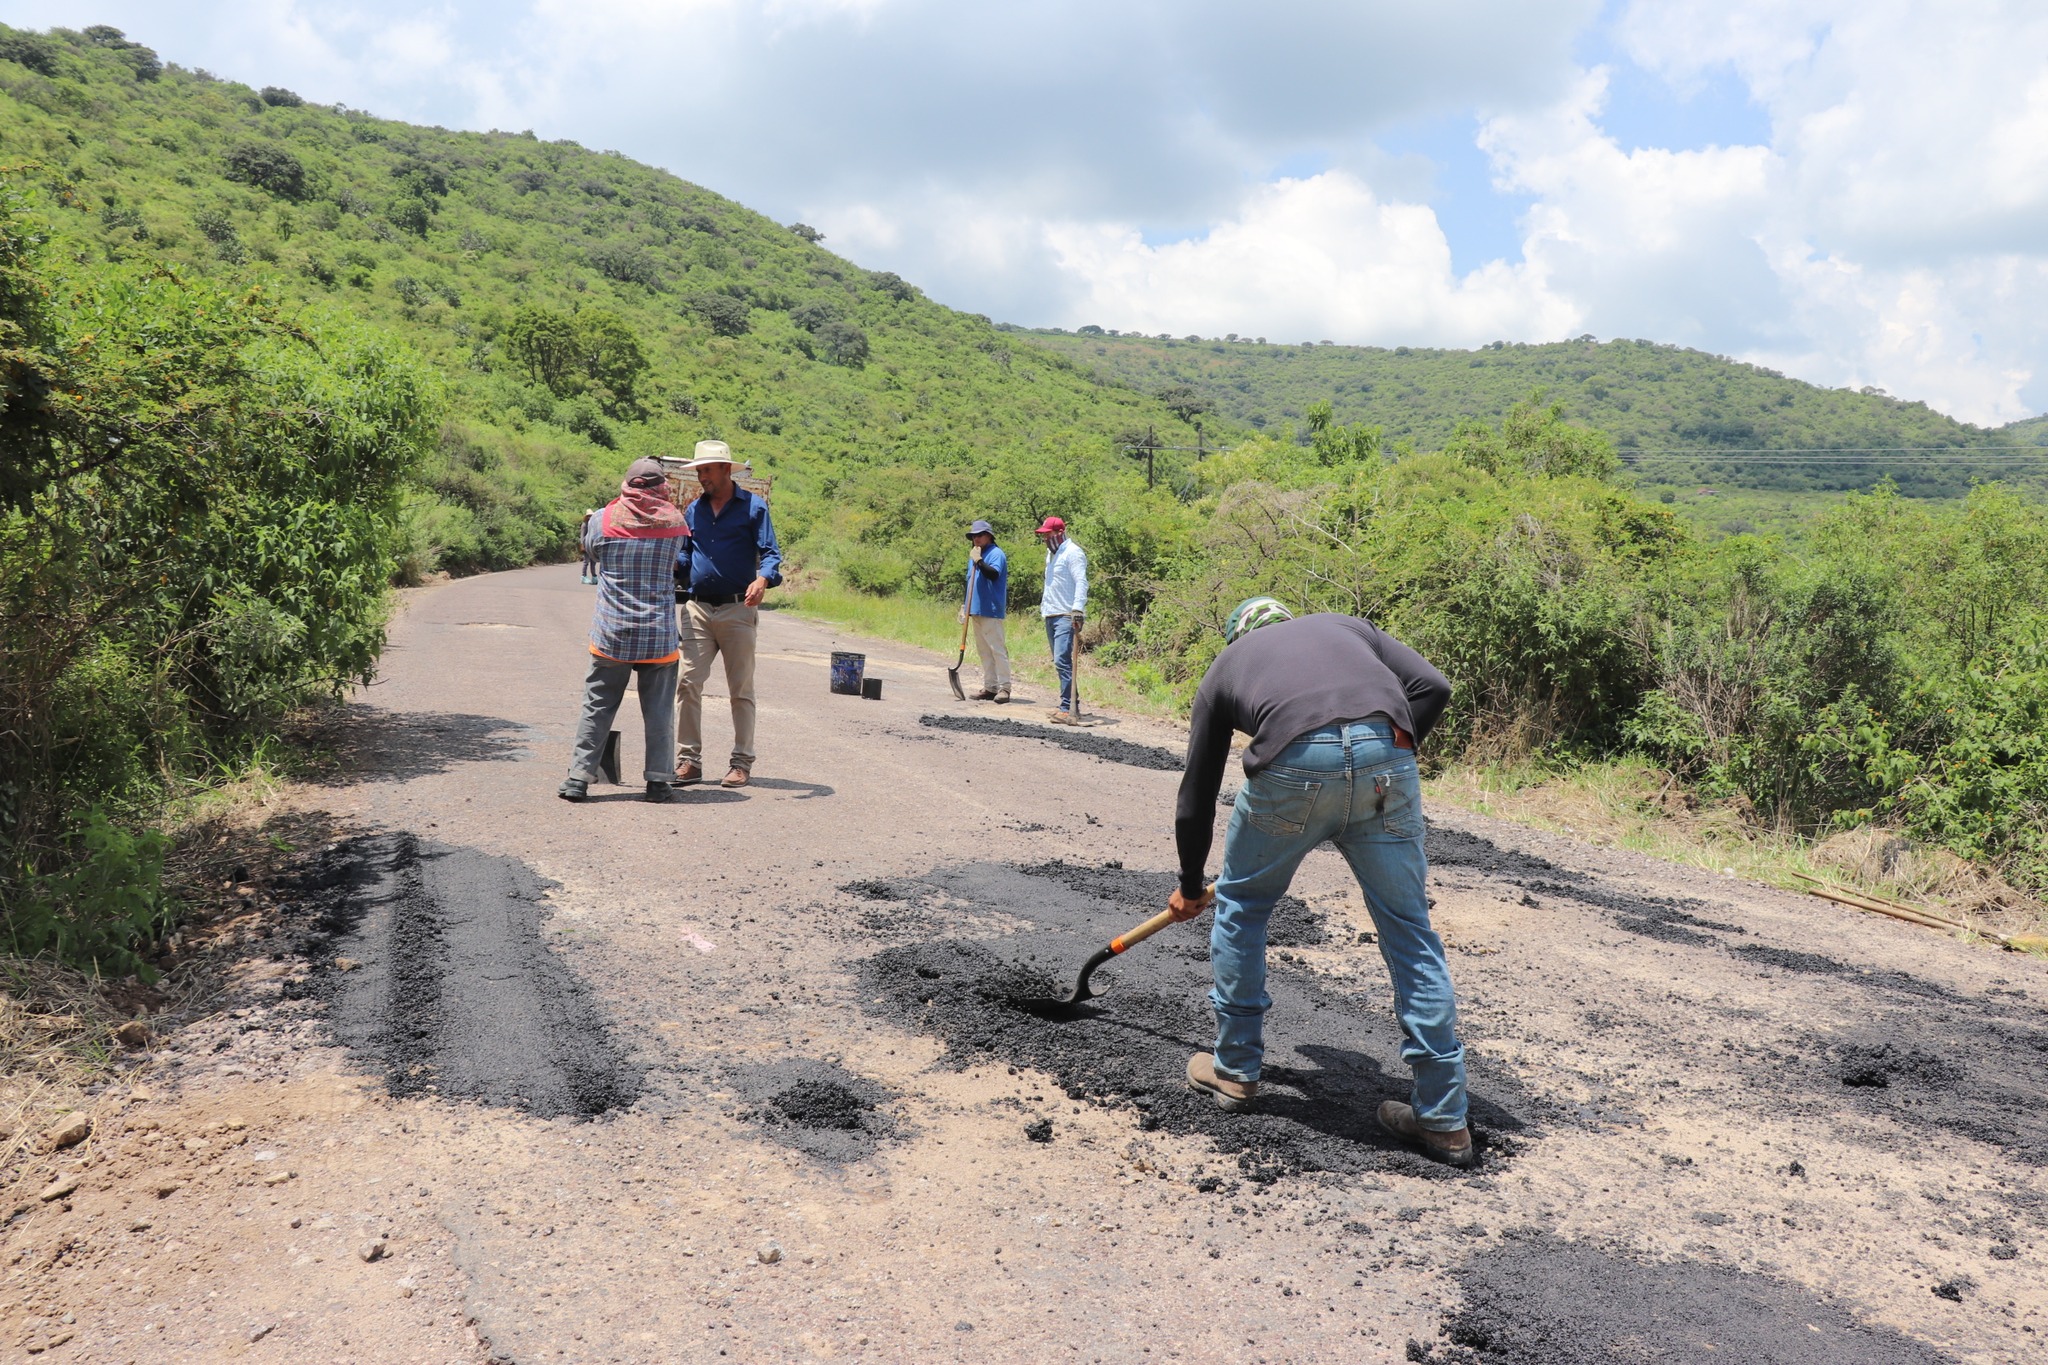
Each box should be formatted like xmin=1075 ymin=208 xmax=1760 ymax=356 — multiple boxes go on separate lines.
xmin=1376 ymin=1101 xmax=1478 ymax=1169
xmin=1047 ymin=709 xmax=1078 ymax=726
xmin=676 ymin=761 xmax=703 ymax=786
xmin=973 ymin=687 xmax=998 ymax=701
xmin=994 ymin=687 xmax=1011 ymax=704
xmin=1186 ymin=1053 xmax=1257 ymax=1113
xmin=720 ymin=767 xmax=749 ymax=788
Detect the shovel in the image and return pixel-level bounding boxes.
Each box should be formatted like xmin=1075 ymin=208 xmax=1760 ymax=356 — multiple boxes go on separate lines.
xmin=946 ymin=587 xmax=971 ymax=701
xmin=1017 ymin=886 xmax=1213 ymax=1018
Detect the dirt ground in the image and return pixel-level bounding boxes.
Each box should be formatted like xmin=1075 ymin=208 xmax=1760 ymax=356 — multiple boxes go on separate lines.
xmin=5 ymin=562 xmax=2044 ymax=1364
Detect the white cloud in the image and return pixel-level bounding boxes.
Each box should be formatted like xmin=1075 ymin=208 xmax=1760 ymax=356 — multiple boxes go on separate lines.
xmin=1041 ymin=172 xmax=1572 ymax=346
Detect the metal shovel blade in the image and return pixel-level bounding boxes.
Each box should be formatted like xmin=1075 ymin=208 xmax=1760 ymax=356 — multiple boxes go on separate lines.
xmin=1015 ymin=945 xmax=1116 ymax=1018
xmin=946 ymin=664 xmax=966 ymax=701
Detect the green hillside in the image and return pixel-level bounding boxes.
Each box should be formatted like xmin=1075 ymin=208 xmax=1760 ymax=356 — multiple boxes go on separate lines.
xmin=0 ymin=23 xmax=1200 ymax=580
xmin=2003 ymin=414 xmax=2048 ymax=447
xmin=1014 ymin=330 xmax=2043 ymax=498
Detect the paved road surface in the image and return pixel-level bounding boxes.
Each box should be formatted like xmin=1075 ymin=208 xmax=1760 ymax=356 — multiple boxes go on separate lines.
xmin=13 ymin=563 xmax=2046 ymax=1364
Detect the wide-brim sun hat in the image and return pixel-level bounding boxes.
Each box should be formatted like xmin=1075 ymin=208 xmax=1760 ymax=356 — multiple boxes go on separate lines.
xmin=1224 ymin=595 xmax=1293 ymax=643
xmin=687 ymin=438 xmax=734 ymax=469
xmin=967 ymin=519 xmax=994 ymax=538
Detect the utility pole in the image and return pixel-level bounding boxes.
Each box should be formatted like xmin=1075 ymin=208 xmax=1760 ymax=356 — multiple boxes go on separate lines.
xmin=1146 ymin=424 xmax=1156 ymax=489
xmin=1194 ymin=419 xmax=1205 ymax=462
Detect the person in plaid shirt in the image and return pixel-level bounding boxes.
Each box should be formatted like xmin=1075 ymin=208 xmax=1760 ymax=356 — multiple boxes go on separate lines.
xmin=560 ymin=458 xmax=692 ymax=804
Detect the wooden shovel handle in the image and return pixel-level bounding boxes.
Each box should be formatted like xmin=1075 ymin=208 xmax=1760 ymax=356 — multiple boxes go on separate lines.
xmin=1110 ymin=909 xmax=1176 ymax=954
xmin=1110 ymin=886 xmax=1215 ymax=954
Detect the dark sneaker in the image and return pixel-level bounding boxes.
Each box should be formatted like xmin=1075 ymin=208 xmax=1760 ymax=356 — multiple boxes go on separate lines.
xmin=557 ymin=778 xmax=588 ymax=803
xmin=1377 ymin=1101 xmax=1478 ymax=1168
xmin=645 ymin=781 xmax=673 ymax=803
xmin=675 ymin=761 xmax=703 ymax=785
xmin=1186 ymin=1052 xmax=1258 ymax=1113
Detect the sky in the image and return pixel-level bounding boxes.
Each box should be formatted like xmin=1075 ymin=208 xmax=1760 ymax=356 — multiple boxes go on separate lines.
xmin=7 ymin=0 xmax=2047 ymax=425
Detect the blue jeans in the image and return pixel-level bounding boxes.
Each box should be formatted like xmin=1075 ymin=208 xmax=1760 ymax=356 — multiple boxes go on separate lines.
xmin=1044 ymin=614 xmax=1076 ymax=712
xmin=1210 ymin=720 xmax=1468 ymax=1131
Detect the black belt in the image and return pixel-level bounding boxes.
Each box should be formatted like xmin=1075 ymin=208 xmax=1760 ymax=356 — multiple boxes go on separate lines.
xmin=687 ymin=591 xmax=741 ymax=607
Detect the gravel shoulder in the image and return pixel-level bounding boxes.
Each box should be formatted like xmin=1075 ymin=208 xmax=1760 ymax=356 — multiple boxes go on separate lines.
xmin=6 ymin=562 xmax=2044 ymax=1364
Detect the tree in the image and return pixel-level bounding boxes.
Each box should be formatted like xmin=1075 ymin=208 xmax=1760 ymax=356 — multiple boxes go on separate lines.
xmin=574 ymin=308 xmax=649 ymax=407
xmin=504 ymin=306 xmax=581 ymax=392
xmin=687 ymin=291 xmax=751 ymax=337
xmin=588 ymin=242 xmax=661 ymax=288
xmin=789 ymin=222 xmax=824 ymax=243
xmin=81 ymin=25 xmax=160 ymax=80
xmin=869 ymin=270 xmax=916 ymax=302
xmin=222 ymin=143 xmax=307 ymax=199
xmin=1158 ymin=383 xmax=1211 ymax=424
xmin=813 ymin=319 xmax=869 ymax=368
xmin=260 ymin=86 xmax=303 ymax=107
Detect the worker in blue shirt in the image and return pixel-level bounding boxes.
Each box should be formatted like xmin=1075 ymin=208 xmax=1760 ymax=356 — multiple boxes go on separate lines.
xmin=963 ymin=519 xmax=1010 ymax=703
xmin=673 ymin=440 xmax=783 ymax=788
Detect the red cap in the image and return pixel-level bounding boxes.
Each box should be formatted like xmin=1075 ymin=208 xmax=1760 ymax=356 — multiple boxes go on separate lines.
xmin=1034 ymin=516 xmax=1066 ymax=534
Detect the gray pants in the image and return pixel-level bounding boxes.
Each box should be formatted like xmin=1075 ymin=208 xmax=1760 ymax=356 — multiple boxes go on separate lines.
xmin=568 ymin=655 xmax=678 ymax=783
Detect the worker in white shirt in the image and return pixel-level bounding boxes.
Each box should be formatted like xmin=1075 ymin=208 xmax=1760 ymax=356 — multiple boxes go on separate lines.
xmin=1034 ymin=515 xmax=1089 ymax=724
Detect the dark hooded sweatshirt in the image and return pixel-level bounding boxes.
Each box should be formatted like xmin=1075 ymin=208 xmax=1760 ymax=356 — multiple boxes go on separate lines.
xmin=1174 ymin=613 xmax=1452 ymax=898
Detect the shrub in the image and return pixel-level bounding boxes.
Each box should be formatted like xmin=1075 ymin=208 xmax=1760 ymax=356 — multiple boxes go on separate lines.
xmin=259 ymin=86 xmax=303 ymax=107
xmin=223 ymin=142 xmax=308 ymax=199
xmin=389 ymin=199 xmax=431 ymax=236
xmin=838 ymin=545 xmax=910 ymax=595
xmin=0 ymin=31 xmax=59 ymax=75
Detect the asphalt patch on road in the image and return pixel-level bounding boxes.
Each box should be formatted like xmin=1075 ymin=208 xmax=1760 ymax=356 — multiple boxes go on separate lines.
xmin=918 ymin=713 xmax=1183 ymax=771
xmin=854 ymin=861 xmax=1536 ymax=1184
xmin=726 ymin=1059 xmax=896 ymax=1162
xmin=284 ymin=833 xmax=641 ymax=1119
xmin=1795 ymin=1016 xmax=2048 ymax=1162
xmin=1416 ymin=1234 xmax=1955 ymax=1364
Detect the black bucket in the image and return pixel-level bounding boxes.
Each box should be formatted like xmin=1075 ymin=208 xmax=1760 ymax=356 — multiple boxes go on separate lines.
xmin=861 ymin=677 xmax=883 ymax=701
xmin=830 ymin=651 xmax=866 ymax=696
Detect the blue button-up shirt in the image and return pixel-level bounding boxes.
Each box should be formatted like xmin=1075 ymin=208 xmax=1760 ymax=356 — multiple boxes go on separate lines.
xmin=967 ymin=544 xmax=1007 ymax=618
xmin=677 ymin=487 xmax=782 ymax=596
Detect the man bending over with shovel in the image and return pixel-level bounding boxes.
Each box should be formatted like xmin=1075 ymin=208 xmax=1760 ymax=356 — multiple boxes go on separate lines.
xmin=1168 ymin=597 xmax=1473 ymax=1166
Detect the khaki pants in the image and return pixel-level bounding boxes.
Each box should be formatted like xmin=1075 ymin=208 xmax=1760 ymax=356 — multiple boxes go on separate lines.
xmin=676 ymin=601 xmax=758 ymax=772
xmin=971 ymin=614 xmax=1010 ymax=689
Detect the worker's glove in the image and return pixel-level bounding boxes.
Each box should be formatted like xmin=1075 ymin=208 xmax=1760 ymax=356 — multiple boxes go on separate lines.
xmin=957 ymin=607 xmax=968 ymax=624
xmin=970 ymin=545 xmax=984 ymax=563
xmin=1167 ymin=885 xmax=1214 ymax=922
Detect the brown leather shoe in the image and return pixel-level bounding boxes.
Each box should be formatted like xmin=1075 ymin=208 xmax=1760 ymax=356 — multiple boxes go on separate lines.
xmin=1377 ymin=1101 xmax=1478 ymax=1168
xmin=720 ymin=767 xmax=749 ymax=788
xmin=973 ymin=687 xmax=998 ymax=701
xmin=994 ymin=688 xmax=1011 ymax=704
xmin=676 ymin=761 xmax=703 ymax=786
xmin=1186 ymin=1053 xmax=1257 ymax=1113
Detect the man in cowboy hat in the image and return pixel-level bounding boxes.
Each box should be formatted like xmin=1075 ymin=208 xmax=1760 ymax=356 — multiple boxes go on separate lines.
xmin=560 ymin=458 xmax=690 ymax=804
xmin=673 ymin=440 xmax=782 ymax=788
xmin=963 ymin=519 xmax=1011 ymax=703
xmin=1167 ymin=597 xmax=1475 ymax=1168
xmin=1034 ymin=515 xmax=1087 ymax=724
